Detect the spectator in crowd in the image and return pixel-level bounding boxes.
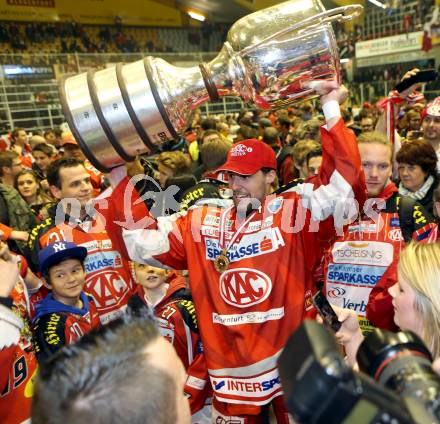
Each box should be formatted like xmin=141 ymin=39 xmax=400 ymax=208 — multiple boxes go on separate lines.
xmin=43 ymin=129 xmax=57 ymax=146
xmin=291 ymin=139 xmax=321 ymax=179
xmin=324 ymin=131 xmax=437 ymax=336
xmin=216 ymin=122 xmax=233 ymax=143
xmin=60 ymin=134 xmax=106 ymax=192
xmin=234 ymin=124 xmax=258 ymax=142
xmin=434 ymin=180 xmax=440 ymax=221
xmin=32 ymin=241 xmax=100 ymax=364
xmin=27 ymin=157 xmax=135 ymax=325
xmin=298 ymin=118 xmax=322 ymax=143
xmin=396 ymin=139 xmax=438 ymax=215
xmin=0 ymin=150 xmax=23 ymax=186
xmin=179 ymin=137 xmax=231 ymax=210
xmin=271 ymin=126 xmax=296 ymax=186
xmin=335 ymin=242 xmax=440 ymax=366
xmin=28 ymin=135 xmax=47 ymax=150
xmin=187 ymin=118 xmax=217 ymax=163
xmin=201 ymin=118 xmax=217 ymax=132
xmin=0 ymin=152 xmax=36 ymax=254
xmin=128 ymin=263 xmax=211 ymax=419
xmin=14 ymin=170 xmax=53 ymax=220
xmin=10 ymin=128 xmax=32 ymax=168
xmin=156 ymin=151 xmax=191 ymax=189
xmin=31 ymin=142 xmax=57 ymax=184
xmin=405 ymin=109 xmax=422 ymax=132
xmin=32 ymin=315 xmax=191 ymax=424
xmin=306 ymin=146 xmax=323 ymax=177
xmin=360 ymin=115 xmax=375 ymax=133
xmin=422 ymin=97 xmax=440 ymax=169
xmin=299 ymin=102 xmax=314 ymax=121
xmin=258 ymin=117 xmax=273 ymax=139
xmin=262 ymin=127 xmax=281 ymax=153
xmin=60 ymin=133 xmax=85 ymax=161
xmin=276 ymin=116 xmax=291 ymax=146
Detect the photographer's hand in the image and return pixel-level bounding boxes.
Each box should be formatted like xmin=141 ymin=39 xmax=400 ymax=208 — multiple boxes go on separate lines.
xmin=333 ymin=306 xmax=364 ymax=367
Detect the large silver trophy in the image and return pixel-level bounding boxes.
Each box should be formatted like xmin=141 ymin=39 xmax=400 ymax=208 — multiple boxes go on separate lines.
xmin=59 ymin=0 xmax=362 ymax=172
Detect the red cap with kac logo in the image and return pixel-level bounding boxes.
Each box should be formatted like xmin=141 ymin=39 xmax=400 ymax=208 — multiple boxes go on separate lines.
xmin=216 ymin=139 xmax=277 ymax=176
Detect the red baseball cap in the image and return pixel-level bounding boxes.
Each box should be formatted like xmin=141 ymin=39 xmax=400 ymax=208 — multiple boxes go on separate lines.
xmin=216 ymin=139 xmax=276 ymax=176
xmin=422 ymin=96 xmax=440 ymax=121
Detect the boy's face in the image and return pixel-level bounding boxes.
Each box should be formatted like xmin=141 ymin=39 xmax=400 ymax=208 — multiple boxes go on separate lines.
xmin=134 ymin=264 xmax=168 ymax=290
xmin=47 ymin=258 xmax=86 ymax=305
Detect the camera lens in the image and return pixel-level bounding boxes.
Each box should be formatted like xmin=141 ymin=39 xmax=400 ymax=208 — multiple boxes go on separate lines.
xmin=357 ymin=329 xmax=440 ymax=420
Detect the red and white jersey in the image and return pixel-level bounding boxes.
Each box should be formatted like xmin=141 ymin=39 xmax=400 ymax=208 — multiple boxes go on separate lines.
xmin=105 ymin=119 xmax=366 ymax=411
xmin=32 ymin=295 xmax=101 ymax=364
xmin=28 ymin=204 xmax=136 ymax=325
xmin=324 ymin=183 xmax=437 ymax=333
xmin=0 ymin=257 xmax=38 ymax=424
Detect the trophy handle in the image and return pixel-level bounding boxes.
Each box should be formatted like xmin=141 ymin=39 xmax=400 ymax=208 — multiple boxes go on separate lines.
xmin=239 ymin=5 xmax=364 ymax=57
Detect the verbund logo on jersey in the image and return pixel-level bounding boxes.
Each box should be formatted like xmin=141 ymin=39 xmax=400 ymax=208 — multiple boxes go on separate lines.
xmin=219 ymin=268 xmax=272 ymax=308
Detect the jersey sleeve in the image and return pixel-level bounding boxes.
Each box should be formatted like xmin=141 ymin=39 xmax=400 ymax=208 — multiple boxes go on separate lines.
xmin=105 ymin=176 xmax=188 ymax=269
xmin=282 ymin=118 xmax=367 ymax=224
xmin=185 ymin=352 xmax=211 ymax=415
xmin=365 ymin=265 xmax=399 ymax=331
xmin=27 ymin=218 xmax=52 ymax=273
xmin=32 ymin=313 xmax=67 ymax=364
xmin=0 ymin=223 xmax=13 ymax=240
xmin=410 ymin=202 xmax=438 ymax=242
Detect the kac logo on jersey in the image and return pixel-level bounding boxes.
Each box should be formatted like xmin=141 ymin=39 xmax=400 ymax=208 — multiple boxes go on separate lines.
xmin=86 ymin=270 xmax=129 ymax=310
xmin=219 ymin=268 xmax=272 ymax=308
xmin=388 ymin=228 xmax=404 ymax=242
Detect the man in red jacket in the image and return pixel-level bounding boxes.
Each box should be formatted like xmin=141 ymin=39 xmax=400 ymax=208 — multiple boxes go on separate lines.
xmin=324 ymin=131 xmax=437 ymax=334
xmin=104 ymin=81 xmax=366 ymax=422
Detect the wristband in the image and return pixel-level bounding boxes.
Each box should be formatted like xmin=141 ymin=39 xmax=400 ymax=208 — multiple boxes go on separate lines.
xmin=322 ymin=100 xmax=341 ymax=122
xmin=0 ymin=296 xmax=13 ymax=308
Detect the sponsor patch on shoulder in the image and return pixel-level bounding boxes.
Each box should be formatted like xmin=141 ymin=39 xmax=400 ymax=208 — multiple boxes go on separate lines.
xmin=267 ymin=197 xmax=283 ymax=214
xmin=390 ymin=217 xmax=400 ymax=227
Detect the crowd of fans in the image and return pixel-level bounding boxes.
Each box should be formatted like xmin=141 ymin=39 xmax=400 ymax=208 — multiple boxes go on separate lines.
xmin=0 ymin=19 xmax=226 ymax=59
xmin=0 ymin=0 xmax=437 ymax=69
xmin=1 ymin=65 xmax=440 ymax=423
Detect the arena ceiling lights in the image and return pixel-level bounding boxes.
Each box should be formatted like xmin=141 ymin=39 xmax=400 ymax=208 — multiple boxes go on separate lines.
xmin=188 ymin=10 xmax=206 ymax=21
xmin=368 ymin=0 xmax=387 ymax=9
